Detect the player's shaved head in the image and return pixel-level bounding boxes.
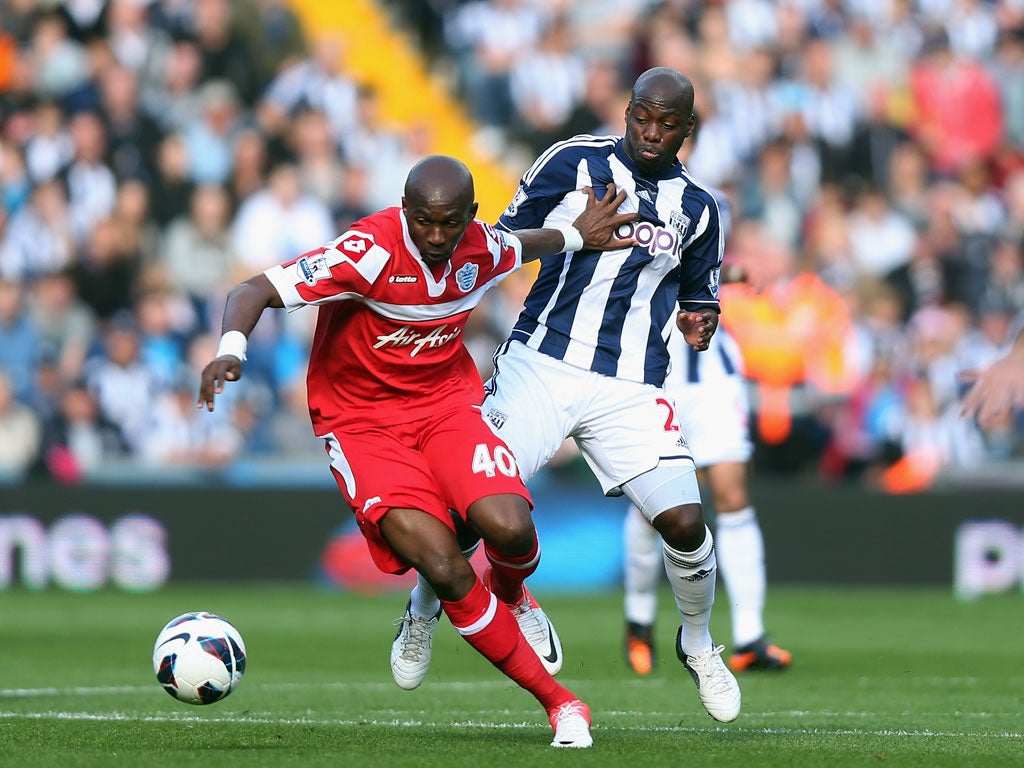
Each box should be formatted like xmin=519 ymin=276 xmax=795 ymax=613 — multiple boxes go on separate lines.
xmin=630 ymin=67 xmax=694 ymax=116
xmin=402 ymin=155 xmax=479 ymax=266
xmin=404 ymin=155 xmax=475 ymax=211
xmin=622 ymin=67 xmax=696 ymax=175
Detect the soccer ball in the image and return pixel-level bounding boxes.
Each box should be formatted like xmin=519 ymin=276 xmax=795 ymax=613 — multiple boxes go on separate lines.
xmin=153 ymin=611 xmax=246 ymax=705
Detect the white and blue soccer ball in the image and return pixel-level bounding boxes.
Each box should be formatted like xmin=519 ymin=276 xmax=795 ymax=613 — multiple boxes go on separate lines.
xmin=153 ymin=611 xmax=246 ymax=705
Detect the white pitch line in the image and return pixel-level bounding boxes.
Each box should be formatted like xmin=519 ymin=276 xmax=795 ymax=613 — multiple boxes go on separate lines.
xmin=0 ymin=710 xmax=1020 ymax=739
xmin=0 ymin=681 xmax=511 ymax=699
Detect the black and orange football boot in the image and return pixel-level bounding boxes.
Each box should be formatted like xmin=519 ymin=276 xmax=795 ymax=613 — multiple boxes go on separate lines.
xmin=625 ymin=621 xmax=655 ymax=675
xmin=728 ymin=636 xmax=792 ymax=672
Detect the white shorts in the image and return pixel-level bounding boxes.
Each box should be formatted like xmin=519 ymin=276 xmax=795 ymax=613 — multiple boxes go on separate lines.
xmin=672 ymin=375 xmax=752 ymax=468
xmin=663 ymin=327 xmax=752 ymax=469
xmin=482 ymin=341 xmax=696 ymax=495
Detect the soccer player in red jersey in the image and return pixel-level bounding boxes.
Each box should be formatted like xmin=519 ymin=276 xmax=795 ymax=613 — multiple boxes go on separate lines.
xmin=197 ymin=155 xmax=635 ymax=748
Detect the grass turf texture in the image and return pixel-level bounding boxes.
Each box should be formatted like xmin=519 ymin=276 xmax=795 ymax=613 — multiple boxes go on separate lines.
xmin=0 ymin=584 xmax=1021 ymax=767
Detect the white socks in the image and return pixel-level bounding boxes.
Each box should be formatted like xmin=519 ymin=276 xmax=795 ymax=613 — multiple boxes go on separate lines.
xmin=623 ymin=504 xmax=661 ymax=626
xmin=662 ymin=525 xmax=717 ymax=657
xmin=715 ymin=506 xmax=766 ymax=647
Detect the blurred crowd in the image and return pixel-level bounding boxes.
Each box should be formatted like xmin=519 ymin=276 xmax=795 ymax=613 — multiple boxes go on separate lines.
xmin=0 ymin=0 xmax=1022 ymax=490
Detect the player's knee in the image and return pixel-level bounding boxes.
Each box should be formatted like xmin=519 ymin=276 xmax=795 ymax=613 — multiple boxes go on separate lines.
xmin=467 ymin=495 xmax=534 ymax=556
xmin=651 ymin=503 xmax=706 ymax=550
xmin=417 ymin=553 xmax=476 ymax=600
xmin=713 ymin=488 xmax=748 ymax=514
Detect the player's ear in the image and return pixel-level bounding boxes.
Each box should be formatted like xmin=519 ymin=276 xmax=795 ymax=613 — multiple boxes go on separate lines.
xmin=469 ymin=201 xmax=479 ymax=220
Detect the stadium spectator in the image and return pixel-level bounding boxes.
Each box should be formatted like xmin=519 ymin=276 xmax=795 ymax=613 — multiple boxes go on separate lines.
xmin=229 ymin=160 xmax=333 ymax=275
xmin=0 ymin=275 xmax=40 ymax=402
xmin=0 ymin=176 xmax=74 ymax=281
xmin=189 ymin=0 xmax=262 ymax=105
xmin=103 ymin=0 xmax=174 ymax=86
xmin=159 ymin=182 xmax=238 ymax=324
xmin=845 ymin=184 xmax=918 ymax=281
xmin=256 ymin=33 xmax=358 ymax=148
xmin=182 ymin=79 xmax=246 ymax=186
xmin=140 ymin=37 xmax=205 ymax=134
xmin=508 ymin=16 xmax=587 ymax=154
xmin=909 ymin=28 xmax=1003 ymax=177
xmin=143 ymin=367 xmax=242 ymax=467
xmin=0 ymin=367 xmax=41 ymax=477
xmin=33 ymin=375 xmax=105 ymax=483
xmin=721 ymin=220 xmax=860 ymax=472
xmin=97 ymin=63 xmax=165 ymax=184
xmin=65 ymin=110 xmax=118 ymax=246
xmin=233 ymin=0 xmax=308 ymax=86
xmin=148 ymin=133 xmax=194 ymax=227
xmin=85 ymin=311 xmax=159 ymax=456
xmin=445 ymin=0 xmax=546 ymax=135
xmin=228 ymin=128 xmax=270 ymax=205
xmin=26 ymin=268 xmax=96 ymax=382
xmin=396 ymin=67 xmax=743 ymax=725
xmin=198 ymin=154 xmax=638 ymax=747
xmin=70 ymin=216 xmax=139 ymax=323
xmin=26 ymin=10 xmax=91 ymax=100
xmin=286 ymin=108 xmax=348 ymax=210
xmin=23 ymin=99 xmax=74 ymax=182
xmin=991 ymin=27 xmax=1024 ymax=152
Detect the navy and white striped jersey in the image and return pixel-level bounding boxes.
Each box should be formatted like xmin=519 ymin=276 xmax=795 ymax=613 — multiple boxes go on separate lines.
xmin=496 ymin=134 xmax=723 ymax=387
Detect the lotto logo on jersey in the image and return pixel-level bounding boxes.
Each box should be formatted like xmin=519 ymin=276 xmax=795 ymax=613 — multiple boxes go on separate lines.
xmin=373 ymin=324 xmax=462 ymax=357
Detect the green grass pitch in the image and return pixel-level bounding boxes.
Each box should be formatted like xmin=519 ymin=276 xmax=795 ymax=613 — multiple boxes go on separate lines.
xmin=0 ymin=584 xmax=1021 ymax=767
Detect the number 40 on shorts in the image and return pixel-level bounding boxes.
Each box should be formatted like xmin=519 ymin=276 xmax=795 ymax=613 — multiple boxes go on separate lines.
xmin=472 ymin=443 xmax=518 ymax=477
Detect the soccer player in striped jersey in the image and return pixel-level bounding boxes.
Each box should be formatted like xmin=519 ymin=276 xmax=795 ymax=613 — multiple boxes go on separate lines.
xmin=623 ymin=113 xmax=792 ymax=676
xmin=198 ymin=155 xmax=637 ymax=748
xmin=396 ymin=68 xmax=741 ymax=724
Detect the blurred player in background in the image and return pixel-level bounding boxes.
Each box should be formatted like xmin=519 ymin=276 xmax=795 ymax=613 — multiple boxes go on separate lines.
xmin=624 ymin=112 xmax=792 ymax=676
xmin=394 ymin=68 xmax=742 ymax=724
xmin=197 ymin=155 xmax=636 ymax=748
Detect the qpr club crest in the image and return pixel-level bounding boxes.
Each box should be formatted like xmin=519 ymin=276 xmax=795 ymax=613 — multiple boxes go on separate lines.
xmin=669 ymin=209 xmax=691 ymax=236
xmin=455 ymin=261 xmax=479 ymax=292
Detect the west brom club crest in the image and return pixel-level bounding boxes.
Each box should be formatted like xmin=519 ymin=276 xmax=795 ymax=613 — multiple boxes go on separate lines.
xmin=669 ymin=210 xmax=691 ymax=236
xmin=455 ymin=262 xmax=479 ymax=292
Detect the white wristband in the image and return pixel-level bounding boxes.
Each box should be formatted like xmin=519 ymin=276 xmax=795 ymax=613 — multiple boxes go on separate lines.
xmin=557 ymin=224 xmax=584 ymax=253
xmin=216 ymin=330 xmax=248 ymax=362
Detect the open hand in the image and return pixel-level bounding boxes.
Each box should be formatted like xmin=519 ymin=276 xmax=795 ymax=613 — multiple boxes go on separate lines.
xmin=572 ymin=184 xmax=639 ymax=251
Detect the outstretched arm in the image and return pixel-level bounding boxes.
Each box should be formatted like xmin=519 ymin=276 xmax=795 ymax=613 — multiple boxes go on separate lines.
xmin=515 ymin=183 xmax=638 ymax=262
xmin=960 ymin=330 xmax=1024 ymax=428
xmin=197 ymin=274 xmax=284 ymax=412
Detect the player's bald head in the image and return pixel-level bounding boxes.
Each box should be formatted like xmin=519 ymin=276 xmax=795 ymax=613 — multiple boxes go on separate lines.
xmin=404 ymin=155 xmax=475 ymax=211
xmin=630 ymin=67 xmax=694 ymax=116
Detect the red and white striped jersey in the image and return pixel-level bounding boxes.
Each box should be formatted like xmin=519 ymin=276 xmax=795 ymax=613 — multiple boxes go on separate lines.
xmin=263 ymin=207 xmax=523 ymax=433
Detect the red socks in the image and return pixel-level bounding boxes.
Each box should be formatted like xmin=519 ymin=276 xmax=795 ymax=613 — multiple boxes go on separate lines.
xmin=441 ymin=578 xmax=572 ymax=712
xmin=483 ymin=533 xmax=539 ymax=604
